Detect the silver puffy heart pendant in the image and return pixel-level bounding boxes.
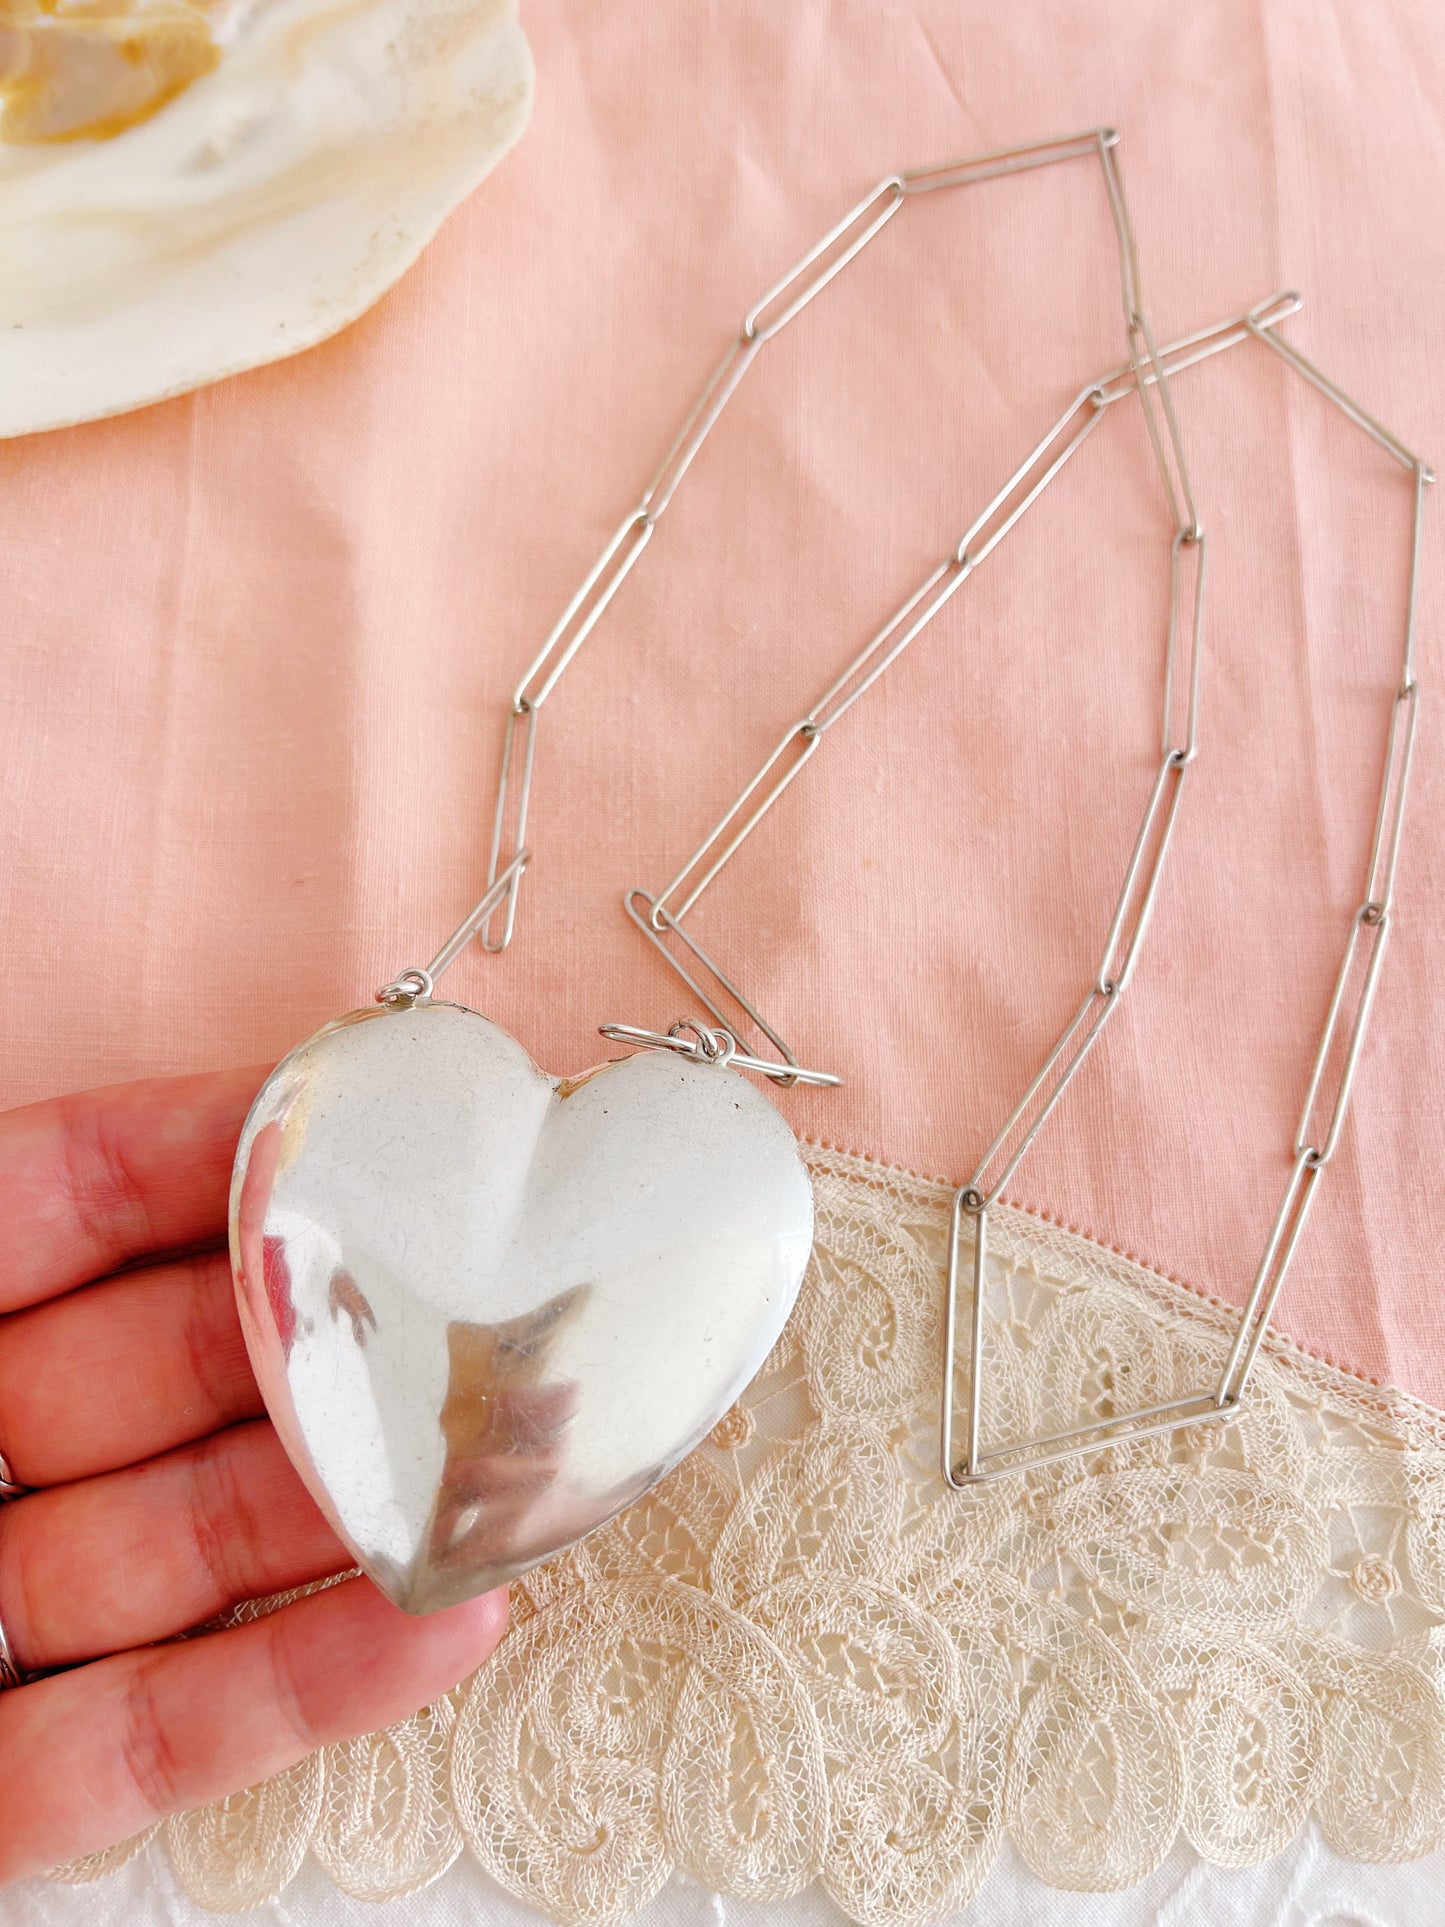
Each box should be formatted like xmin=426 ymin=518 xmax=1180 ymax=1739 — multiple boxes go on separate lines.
xmin=229 ymin=1000 xmax=814 ymax=1612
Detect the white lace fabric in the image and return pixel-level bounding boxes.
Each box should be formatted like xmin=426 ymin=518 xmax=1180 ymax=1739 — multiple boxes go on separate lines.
xmin=53 ymin=1147 xmax=1445 ymax=1917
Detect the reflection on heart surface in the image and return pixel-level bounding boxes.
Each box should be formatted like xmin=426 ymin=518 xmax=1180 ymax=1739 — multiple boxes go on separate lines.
xmin=229 ymin=1001 xmax=814 ymax=1611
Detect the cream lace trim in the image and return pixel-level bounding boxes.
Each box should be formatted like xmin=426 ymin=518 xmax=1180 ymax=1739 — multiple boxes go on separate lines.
xmin=55 ymin=1146 xmax=1445 ymax=1917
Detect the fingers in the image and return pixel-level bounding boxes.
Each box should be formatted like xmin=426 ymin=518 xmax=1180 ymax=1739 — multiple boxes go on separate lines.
xmin=0 ymin=1421 xmax=348 ymax=1672
xmin=0 ymin=1574 xmax=508 ymax=1883
xmin=0 ymin=1065 xmax=270 ymax=1314
xmin=0 ymin=1249 xmax=261 ymax=1487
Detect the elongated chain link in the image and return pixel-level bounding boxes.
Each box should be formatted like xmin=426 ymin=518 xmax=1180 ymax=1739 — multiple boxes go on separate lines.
xmin=480 ymin=130 xmax=1141 ymax=952
xmin=392 ymin=131 xmax=1431 ymax=1483
xmin=941 ymin=332 xmax=1431 ymax=1481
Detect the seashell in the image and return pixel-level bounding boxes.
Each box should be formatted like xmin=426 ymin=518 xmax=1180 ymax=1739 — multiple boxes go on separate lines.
xmin=0 ymin=0 xmax=533 ymax=436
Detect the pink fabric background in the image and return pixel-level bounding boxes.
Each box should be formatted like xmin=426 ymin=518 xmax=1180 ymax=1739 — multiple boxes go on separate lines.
xmin=1 ymin=1 xmax=1441 ymax=1401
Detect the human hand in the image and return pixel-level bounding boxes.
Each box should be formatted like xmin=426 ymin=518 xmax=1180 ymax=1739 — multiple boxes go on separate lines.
xmin=0 ymin=1067 xmax=509 ymax=1883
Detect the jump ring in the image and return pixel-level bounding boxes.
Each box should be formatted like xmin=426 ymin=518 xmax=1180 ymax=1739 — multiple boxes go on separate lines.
xmin=375 ymin=968 xmax=435 ymax=1007
xmin=666 ymin=1018 xmax=739 ymax=1067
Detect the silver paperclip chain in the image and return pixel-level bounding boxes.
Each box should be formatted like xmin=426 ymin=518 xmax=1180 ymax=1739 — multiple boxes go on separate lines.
xmin=415 ymin=131 xmax=1430 ymax=1481
xmin=375 ymin=849 xmax=530 ymax=1006
xmin=943 ymin=346 xmax=1429 ymax=1482
xmin=480 ymin=130 xmax=1153 ymax=957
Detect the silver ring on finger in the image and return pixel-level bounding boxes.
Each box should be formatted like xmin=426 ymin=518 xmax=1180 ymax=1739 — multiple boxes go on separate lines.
xmin=0 ymin=1450 xmax=27 ymax=1503
xmin=0 ymin=1463 xmax=23 ymax=1688
xmin=0 ymin=1610 xmax=21 ymax=1691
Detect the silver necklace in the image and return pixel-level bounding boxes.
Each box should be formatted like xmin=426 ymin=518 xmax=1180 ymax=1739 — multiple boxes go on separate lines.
xmin=230 ymin=130 xmax=1430 ymax=1614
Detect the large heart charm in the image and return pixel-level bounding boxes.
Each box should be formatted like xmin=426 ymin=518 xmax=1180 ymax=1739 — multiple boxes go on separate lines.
xmin=229 ymin=1001 xmax=813 ymax=1611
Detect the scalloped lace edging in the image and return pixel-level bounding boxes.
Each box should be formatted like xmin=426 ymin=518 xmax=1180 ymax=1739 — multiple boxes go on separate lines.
xmin=53 ymin=1145 xmax=1445 ymax=1917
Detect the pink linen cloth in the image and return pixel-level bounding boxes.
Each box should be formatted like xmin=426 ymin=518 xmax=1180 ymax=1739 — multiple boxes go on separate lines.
xmin=0 ymin=0 xmax=1441 ymax=1402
